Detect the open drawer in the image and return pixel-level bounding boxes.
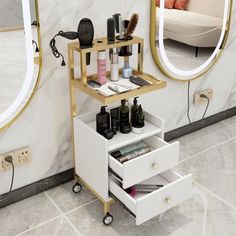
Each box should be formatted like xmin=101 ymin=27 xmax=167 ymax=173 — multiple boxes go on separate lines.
xmin=109 ymin=170 xmax=192 ymax=225
xmin=109 ymin=136 xmax=179 ymax=189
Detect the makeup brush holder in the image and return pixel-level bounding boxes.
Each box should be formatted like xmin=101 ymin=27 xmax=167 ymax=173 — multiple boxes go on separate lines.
xmin=118 ymin=45 xmax=133 ymax=57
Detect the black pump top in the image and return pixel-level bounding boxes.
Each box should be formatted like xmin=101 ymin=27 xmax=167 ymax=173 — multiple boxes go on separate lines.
xmin=121 ymin=99 xmax=126 ymax=106
xmin=139 ymin=105 xmax=143 ymax=111
xmin=133 ymin=97 xmax=139 ymax=105
xmin=100 ymin=106 xmax=107 ymax=114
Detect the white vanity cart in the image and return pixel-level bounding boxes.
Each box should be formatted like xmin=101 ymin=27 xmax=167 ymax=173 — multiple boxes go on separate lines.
xmin=68 ymin=36 xmax=192 ymax=225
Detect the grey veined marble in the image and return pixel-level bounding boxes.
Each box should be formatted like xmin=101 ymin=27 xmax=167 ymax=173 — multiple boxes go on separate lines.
xmin=174 ymin=121 xmax=236 ymax=161
xmin=66 ymin=185 xmax=236 ymax=236
xmin=178 ymin=137 xmax=236 ymax=209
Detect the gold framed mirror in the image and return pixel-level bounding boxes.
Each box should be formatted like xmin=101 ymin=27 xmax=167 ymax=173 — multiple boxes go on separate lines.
xmin=150 ymin=0 xmax=233 ymax=81
xmin=0 ymin=0 xmax=42 ymax=131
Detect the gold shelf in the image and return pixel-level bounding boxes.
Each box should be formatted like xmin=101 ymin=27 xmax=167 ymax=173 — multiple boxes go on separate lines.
xmin=68 ymin=35 xmax=166 ymax=106
xmin=71 ymin=71 xmax=166 ymax=105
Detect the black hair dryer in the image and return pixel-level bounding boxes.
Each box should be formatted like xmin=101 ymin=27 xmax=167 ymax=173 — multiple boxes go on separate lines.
xmin=49 ymin=18 xmax=94 ymax=66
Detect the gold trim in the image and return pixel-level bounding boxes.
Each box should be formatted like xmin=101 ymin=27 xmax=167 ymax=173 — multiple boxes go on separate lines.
xmin=150 ymin=0 xmax=233 ymax=82
xmin=0 ymin=0 xmax=42 ymax=131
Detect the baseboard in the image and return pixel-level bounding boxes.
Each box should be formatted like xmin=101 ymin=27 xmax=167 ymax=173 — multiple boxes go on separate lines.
xmin=0 ymin=169 xmax=73 ymax=208
xmin=1 ymin=106 xmax=235 ymax=209
xmin=165 ymin=106 xmax=236 ymax=141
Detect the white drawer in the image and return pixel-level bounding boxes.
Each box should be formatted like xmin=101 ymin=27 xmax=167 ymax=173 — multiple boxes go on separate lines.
xmin=109 ymin=170 xmax=192 ymax=225
xmin=109 ymin=136 xmax=179 ymax=189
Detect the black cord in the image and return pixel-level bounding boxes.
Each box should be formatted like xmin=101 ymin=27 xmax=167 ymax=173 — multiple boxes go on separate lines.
xmin=32 ymin=40 xmax=39 ymax=53
xmin=201 ymin=95 xmax=210 ymax=119
xmin=187 ymin=81 xmax=192 ymax=124
xmin=0 ymin=157 xmax=15 ymax=202
xmin=49 ymin=31 xmax=66 ymax=66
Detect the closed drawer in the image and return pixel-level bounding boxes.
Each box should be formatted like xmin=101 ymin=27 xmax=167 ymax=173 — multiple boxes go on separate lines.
xmin=109 ymin=170 xmax=192 ymax=225
xmin=109 ymin=136 xmax=179 ymax=189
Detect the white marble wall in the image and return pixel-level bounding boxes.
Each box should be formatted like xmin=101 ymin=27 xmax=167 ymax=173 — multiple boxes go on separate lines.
xmin=0 ymin=0 xmax=235 ymax=195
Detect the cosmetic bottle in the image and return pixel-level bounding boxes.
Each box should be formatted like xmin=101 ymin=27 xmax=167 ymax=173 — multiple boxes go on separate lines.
xmin=110 ymin=107 xmax=119 ymax=135
xmin=132 ymin=105 xmax=145 ymax=134
xmin=110 ymin=52 xmax=119 ymax=82
xmin=122 ymin=57 xmax=133 ymax=79
xmin=131 ymin=97 xmax=139 ymax=127
xmin=110 ymin=141 xmax=148 ymax=159
xmin=96 ymin=106 xmax=114 ymax=139
xmin=97 ymin=50 xmax=106 ymax=85
xmin=119 ymin=99 xmax=131 ymax=134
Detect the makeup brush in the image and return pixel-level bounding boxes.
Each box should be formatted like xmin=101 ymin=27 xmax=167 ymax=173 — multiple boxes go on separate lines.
xmin=125 ymin=13 xmax=139 ymax=40
xmin=113 ymin=14 xmax=121 ymax=33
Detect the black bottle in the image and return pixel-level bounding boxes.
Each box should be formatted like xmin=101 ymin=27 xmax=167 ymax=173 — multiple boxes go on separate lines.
xmin=119 ymin=100 xmax=131 ymax=134
xmin=131 ymin=97 xmax=139 ymax=127
xmin=136 ymin=105 xmax=145 ymax=128
xmin=96 ymin=106 xmax=114 ymax=139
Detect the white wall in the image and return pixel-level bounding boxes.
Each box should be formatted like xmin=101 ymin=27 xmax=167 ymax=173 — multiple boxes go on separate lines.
xmin=0 ymin=0 xmax=36 ymax=28
xmin=0 ymin=0 xmax=235 ymax=195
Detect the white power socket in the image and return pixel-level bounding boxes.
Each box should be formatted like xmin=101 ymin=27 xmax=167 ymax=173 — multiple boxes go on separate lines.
xmin=194 ymin=89 xmax=213 ymax=105
xmin=0 ymin=147 xmax=31 ymax=172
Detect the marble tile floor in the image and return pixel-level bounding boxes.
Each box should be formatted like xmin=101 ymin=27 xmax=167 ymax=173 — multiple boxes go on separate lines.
xmin=1 ymin=116 xmax=236 ymax=236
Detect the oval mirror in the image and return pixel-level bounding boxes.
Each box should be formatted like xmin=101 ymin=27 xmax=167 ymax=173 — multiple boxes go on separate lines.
xmin=0 ymin=0 xmax=41 ymax=130
xmin=150 ymin=0 xmax=233 ymax=81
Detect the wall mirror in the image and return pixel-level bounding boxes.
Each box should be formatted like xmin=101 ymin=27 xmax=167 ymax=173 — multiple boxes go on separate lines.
xmin=0 ymin=0 xmax=41 ymax=130
xmin=150 ymin=0 xmax=233 ymax=81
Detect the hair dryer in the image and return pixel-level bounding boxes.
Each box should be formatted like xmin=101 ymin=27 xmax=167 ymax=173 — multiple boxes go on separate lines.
xmin=49 ymin=18 xmax=94 ymax=66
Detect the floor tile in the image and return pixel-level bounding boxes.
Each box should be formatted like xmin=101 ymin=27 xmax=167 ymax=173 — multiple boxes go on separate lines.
xmin=45 ymin=181 xmax=96 ymax=213
xmin=223 ymin=116 xmax=236 ymax=128
xmin=174 ymin=121 xmax=236 ymax=161
xmin=19 ymin=217 xmax=78 ymax=236
xmin=66 ymin=185 xmax=236 ymax=236
xmin=0 ymin=193 xmax=60 ymax=236
xmin=177 ymin=137 xmax=236 ymax=208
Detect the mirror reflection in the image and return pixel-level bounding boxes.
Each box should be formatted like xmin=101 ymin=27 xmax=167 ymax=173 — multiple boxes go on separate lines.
xmin=153 ymin=0 xmax=231 ymax=80
xmin=0 ymin=0 xmax=41 ymax=128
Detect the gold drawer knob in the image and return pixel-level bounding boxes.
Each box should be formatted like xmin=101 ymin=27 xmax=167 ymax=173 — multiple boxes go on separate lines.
xmin=152 ymin=162 xmax=159 ymax=170
xmin=165 ymin=197 xmax=171 ymax=204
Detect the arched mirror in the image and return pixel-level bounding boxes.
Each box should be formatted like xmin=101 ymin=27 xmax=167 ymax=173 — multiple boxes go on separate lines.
xmin=0 ymin=0 xmax=42 ymax=130
xmin=150 ymin=0 xmax=233 ymax=81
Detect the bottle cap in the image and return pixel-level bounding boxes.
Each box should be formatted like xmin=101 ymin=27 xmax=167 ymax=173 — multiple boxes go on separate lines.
xmin=98 ymin=50 xmax=106 ymax=60
xmin=101 ymin=106 xmax=107 ymax=113
xmin=111 ymin=52 xmax=119 ymax=64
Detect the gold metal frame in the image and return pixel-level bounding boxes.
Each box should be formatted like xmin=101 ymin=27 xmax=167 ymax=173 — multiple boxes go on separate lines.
xmin=0 ymin=0 xmax=42 ymax=131
xmin=150 ymin=0 xmax=233 ymax=82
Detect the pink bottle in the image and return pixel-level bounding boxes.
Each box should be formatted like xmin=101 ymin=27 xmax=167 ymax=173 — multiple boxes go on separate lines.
xmin=97 ymin=50 xmax=107 ymax=85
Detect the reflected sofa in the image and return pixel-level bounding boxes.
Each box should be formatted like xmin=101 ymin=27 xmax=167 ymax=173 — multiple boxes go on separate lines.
xmin=157 ymin=0 xmax=224 ymax=48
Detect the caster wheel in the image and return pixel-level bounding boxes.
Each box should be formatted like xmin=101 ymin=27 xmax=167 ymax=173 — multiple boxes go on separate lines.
xmin=72 ymin=183 xmax=82 ymax=193
xmin=103 ymin=213 xmax=113 ymax=226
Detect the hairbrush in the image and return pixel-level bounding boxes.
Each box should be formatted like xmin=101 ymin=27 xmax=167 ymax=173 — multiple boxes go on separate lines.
xmin=125 ymin=13 xmax=139 ymax=40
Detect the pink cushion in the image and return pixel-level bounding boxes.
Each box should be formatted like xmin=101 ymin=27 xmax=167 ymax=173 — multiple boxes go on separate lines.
xmin=156 ymin=0 xmax=176 ymax=9
xmin=174 ymin=0 xmax=189 ymax=10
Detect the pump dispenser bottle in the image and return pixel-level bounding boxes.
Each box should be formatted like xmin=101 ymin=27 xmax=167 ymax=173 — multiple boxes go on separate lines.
xmin=131 ymin=97 xmax=139 ymax=127
xmin=119 ymin=99 xmax=131 ymax=134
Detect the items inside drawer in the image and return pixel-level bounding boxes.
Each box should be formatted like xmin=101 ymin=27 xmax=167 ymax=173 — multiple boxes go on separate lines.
xmin=110 ymin=170 xmax=182 ymax=200
xmin=109 ymin=136 xmax=167 ymax=164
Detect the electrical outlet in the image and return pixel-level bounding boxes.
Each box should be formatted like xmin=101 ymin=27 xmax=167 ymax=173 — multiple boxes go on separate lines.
xmin=194 ymin=89 xmax=213 ymax=105
xmin=0 ymin=147 xmax=31 ymax=172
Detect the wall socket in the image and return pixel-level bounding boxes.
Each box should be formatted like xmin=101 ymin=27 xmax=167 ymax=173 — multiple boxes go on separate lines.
xmin=0 ymin=147 xmax=31 ymax=172
xmin=194 ymin=89 xmax=213 ymax=105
